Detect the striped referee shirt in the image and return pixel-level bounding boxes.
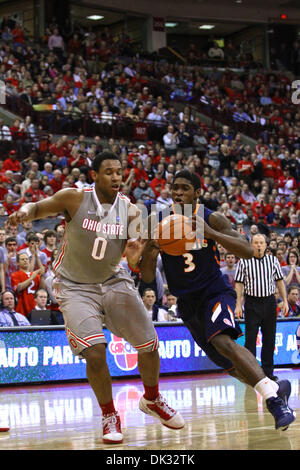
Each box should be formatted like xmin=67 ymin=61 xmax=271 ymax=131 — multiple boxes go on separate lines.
xmin=234 ymin=254 xmax=283 ymax=297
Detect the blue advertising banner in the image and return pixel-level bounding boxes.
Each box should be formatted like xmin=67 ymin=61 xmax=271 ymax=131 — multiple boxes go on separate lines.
xmin=0 ymin=320 xmax=299 ymax=385
xmin=237 ymin=320 xmax=300 ymax=367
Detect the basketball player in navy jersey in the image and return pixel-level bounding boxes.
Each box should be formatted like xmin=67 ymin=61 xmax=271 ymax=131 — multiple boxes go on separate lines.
xmin=140 ymin=169 xmax=295 ymax=431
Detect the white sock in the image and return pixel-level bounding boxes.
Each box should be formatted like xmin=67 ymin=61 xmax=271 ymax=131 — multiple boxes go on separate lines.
xmin=271 ymin=380 xmax=279 ymax=393
xmin=254 ymin=377 xmax=278 ymax=400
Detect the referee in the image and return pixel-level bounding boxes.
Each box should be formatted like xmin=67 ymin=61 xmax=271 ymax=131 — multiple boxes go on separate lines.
xmin=234 ymin=233 xmax=288 ymax=381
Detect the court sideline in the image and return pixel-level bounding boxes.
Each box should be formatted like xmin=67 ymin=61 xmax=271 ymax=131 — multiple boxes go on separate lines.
xmin=0 ymin=369 xmax=300 ymax=450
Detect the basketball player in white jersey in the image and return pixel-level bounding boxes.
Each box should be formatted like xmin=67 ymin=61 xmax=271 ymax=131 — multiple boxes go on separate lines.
xmin=8 ymin=152 xmax=184 ymax=444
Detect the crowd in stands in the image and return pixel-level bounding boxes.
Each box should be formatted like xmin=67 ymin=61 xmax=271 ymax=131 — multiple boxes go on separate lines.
xmin=0 ymin=18 xmax=298 ymax=326
xmin=1 ymin=15 xmax=300 ymax=145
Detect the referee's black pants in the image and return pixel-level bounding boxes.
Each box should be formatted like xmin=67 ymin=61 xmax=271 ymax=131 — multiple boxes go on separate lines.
xmin=244 ymin=294 xmax=277 ymax=378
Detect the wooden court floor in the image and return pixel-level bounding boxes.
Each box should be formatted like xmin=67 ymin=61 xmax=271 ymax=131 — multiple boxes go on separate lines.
xmin=0 ymin=369 xmax=300 ymax=451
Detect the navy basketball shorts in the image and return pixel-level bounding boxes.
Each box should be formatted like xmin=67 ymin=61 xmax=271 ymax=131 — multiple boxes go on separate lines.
xmin=177 ymin=290 xmax=243 ymax=371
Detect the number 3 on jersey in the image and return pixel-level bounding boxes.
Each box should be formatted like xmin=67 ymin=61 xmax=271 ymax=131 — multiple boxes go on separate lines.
xmin=91 ymin=237 xmax=108 ymax=260
xmin=182 ymin=253 xmax=195 ymax=273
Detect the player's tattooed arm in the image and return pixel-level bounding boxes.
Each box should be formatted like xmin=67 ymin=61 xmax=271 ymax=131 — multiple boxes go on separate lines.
xmin=207 ymin=212 xmax=253 ymax=259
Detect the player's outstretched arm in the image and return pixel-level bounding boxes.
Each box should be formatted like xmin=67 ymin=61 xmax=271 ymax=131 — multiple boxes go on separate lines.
xmin=8 ymin=188 xmax=80 ymax=225
xmin=207 ymin=212 xmax=253 ymax=259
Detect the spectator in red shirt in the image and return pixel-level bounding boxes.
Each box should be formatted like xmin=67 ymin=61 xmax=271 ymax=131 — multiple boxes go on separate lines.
xmin=278 ymin=195 xmax=288 ymax=208
xmin=127 ymin=148 xmax=140 ymax=168
xmin=12 ymin=23 xmax=24 ymax=44
xmin=41 ymin=230 xmax=57 ymax=267
xmin=133 ymin=160 xmax=149 ymax=184
xmin=261 ymin=151 xmax=276 ymax=180
xmin=270 ymin=152 xmax=283 ymax=179
xmin=150 ymin=171 xmax=166 ymax=197
xmin=252 ymin=204 xmax=265 ymax=222
xmin=9 ymin=119 xmax=27 ymax=157
xmin=49 ymin=169 xmax=64 ymax=193
xmin=237 ymin=154 xmax=254 ymax=180
xmin=270 ymin=109 xmax=284 ymax=126
xmin=11 ymin=252 xmax=44 ymax=317
xmin=254 ymin=194 xmax=273 ymax=216
xmin=68 ymin=150 xmax=87 ymax=169
xmin=286 ymin=214 xmax=300 ymax=228
xmin=67 ymin=33 xmax=81 ymax=54
xmin=26 ymin=178 xmax=46 ymax=202
xmin=277 ymin=168 xmax=297 ymax=196
xmin=2 ymin=150 xmax=21 ymax=172
xmin=2 ymin=193 xmax=20 ymax=215
xmin=272 ymin=91 xmax=284 ymax=105
xmin=9 ymin=119 xmax=23 ymax=139
xmin=49 ymin=136 xmax=70 ymax=159
xmin=40 ymin=134 xmax=53 ymax=153
xmin=0 ymin=177 xmax=8 ymax=202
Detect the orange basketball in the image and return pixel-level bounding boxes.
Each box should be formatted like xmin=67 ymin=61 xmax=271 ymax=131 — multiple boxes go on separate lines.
xmin=157 ymin=214 xmax=196 ymax=256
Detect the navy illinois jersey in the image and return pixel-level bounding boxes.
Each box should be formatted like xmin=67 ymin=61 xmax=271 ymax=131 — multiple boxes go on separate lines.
xmin=160 ymin=206 xmax=233 ymax=298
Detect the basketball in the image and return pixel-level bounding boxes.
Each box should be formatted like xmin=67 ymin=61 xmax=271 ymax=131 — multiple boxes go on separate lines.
xmin=156 ymin=214 xmax=196 ymax=256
